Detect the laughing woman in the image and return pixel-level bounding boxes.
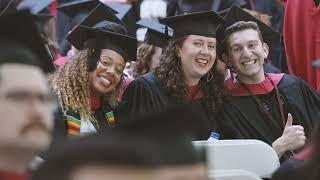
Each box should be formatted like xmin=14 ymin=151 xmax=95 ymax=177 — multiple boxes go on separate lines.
xmin=50 ymin=21 xmax=136 ymax=137
xmin=118 ymin=11 xmax=227 ymax=140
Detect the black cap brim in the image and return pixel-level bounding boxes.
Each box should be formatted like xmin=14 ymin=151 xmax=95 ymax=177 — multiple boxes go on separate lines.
xmin=75 ymin=3 xmax=126 ymax=29
xmin=66 ymin=3 xmax=127 ymax=49
xmin=160 ymin=10 xmax=225 ymax=39
xmin=104 ymin=2 xmax=132 ymax=20
xmin=216 ymin=5 xmax=280 ymax=47
xmin=68 ymin=25 xmax=136 ymax=61
xmin=57 ymin=0 xmax=110 ymax=24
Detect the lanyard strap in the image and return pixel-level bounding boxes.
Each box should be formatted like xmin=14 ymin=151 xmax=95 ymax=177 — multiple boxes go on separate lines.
xmin=237 ymin=74 xmax=286 ymax=131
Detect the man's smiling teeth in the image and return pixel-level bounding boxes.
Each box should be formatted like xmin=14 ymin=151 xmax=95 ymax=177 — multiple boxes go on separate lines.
xmin=242 ymin=60 xmax=256 ymax=66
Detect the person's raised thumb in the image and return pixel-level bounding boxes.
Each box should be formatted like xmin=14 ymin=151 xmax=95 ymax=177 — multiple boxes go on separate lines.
xmin=285 ymin=113 xmax=293 ymax=127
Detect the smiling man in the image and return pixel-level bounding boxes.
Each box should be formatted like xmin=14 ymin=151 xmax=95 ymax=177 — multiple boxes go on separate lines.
xmin=0 ymin=12 xmax=56 ymax=179
xmin=217 ymin=6 xmax=320 ymax=162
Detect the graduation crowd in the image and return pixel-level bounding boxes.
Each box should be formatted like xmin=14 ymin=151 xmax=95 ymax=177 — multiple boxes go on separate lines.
xmin=0 ymin=0 xmax=319 ymax=179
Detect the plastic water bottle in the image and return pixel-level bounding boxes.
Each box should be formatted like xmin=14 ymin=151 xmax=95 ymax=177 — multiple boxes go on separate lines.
xmin=207 ymin=131 xmax=220 ymax=141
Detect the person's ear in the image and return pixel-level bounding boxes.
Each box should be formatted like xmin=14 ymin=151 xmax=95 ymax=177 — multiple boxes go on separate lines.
xmin=262 ymin=43 xmax=269 ymax=59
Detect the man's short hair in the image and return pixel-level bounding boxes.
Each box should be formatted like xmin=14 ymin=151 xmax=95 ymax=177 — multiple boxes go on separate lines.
xmin=223 ymin=21 xmax=264 ymax=52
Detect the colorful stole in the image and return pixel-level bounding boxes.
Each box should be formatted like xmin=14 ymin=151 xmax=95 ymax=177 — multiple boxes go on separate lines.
xmin=66 ymin=110 xmax=116 ymax=137
xmin=105 ymin=111 xmax=116 ymax=127
xmin=66 ymin=115 xmax=81 ymax=137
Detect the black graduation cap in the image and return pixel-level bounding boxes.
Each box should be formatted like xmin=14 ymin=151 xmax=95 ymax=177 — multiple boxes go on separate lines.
xmin=218 ymin=1 xmax=248 ymax=17
xmin=104 ymin=2 xmax=132 ymax=20
xmin=159 ymin=10 xmax=225 ymax=39
xmin=77 ymin=3 xmax=125 ymax=27
xmin=67 ymin=24 xmax=137 ymax=61
xmin=57 ymin=0 xmax=117 ymax=25
xmin=17 ymin=0 xmax=55 ymax=33
xmin=66 ymin=2 xmax=127 ymax=47
xmin=216 ymin=5 xmax=280 ymax=47
xmin=17 ymin=0 xmax=54 ymax=15
xmin=0 ymin=11 xmax=55 ymax=73
xmin=136 ymin=19 xmax=173 ymax=48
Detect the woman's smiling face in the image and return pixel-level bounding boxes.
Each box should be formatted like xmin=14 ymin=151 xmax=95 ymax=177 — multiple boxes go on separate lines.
xmin=89 ymin=49 xmax=125 ymax=96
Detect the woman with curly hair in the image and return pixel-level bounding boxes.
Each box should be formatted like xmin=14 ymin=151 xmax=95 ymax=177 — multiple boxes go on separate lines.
xmin=50 ymin=20 xmax=136 ymax=137
xmin=118 ymin=11 xmax=226 ymax=140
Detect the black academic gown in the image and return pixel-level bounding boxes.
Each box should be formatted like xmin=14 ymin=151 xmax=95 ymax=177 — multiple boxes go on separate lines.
xmin=218 ymin=74 xmax=320 ymax=160
xmin=117 ymin=72 xmax=216 ymax=140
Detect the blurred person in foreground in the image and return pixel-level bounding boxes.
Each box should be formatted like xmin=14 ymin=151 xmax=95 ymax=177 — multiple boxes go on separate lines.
xmin=0 ymin=11 xmax=56 ymax=179
xmin=33 ymin=105 xmax=209 ymax=180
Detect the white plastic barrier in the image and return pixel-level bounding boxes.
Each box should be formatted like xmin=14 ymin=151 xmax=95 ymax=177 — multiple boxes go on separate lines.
xmin=209 ymin=169 xmax=262 ymax=180
xmin=193 ymin=139 xmax=280 ymax=178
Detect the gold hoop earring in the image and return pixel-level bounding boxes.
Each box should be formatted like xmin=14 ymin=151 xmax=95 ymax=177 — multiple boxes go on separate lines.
xmin=207 ymin=70 xmax=213 ymax=82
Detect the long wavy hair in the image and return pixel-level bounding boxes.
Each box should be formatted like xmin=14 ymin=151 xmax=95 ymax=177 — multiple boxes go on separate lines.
xmin=50 ymin=48 xmax=122 ymax=121
xmin=155 ymin=36 xmax=226 ymax=113
xmin=133 ymin=44 xmax=156 ymax=77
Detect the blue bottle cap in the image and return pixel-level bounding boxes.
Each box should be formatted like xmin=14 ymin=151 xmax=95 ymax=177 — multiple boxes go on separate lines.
xmin=210 ymin=132 xmax=220 ymax=140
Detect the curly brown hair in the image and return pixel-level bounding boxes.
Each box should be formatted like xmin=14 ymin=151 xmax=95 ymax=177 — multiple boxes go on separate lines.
xmin=50 ymin=49 xmax=121 ymax=122
xmin=155 ymin=37 xmax=226 ymax=113
xmin=133 ymin=44 xmax=156 ymax=77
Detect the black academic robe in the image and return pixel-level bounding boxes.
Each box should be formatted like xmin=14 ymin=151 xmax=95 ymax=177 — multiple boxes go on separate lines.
xmin=272 ymin=159 xmax=306 ymax=180
xmin=218 ymin=74 xmax=320 ymax=160
xmin=117 ymin=72 xmax=216 ymax=140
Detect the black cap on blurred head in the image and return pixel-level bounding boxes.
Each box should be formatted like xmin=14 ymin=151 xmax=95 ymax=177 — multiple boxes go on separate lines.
xmin=68 ymin=24 xmax=136 ymax=61
xmin=159 ymin=10 xmax=225 ymax=39
xmin=216 ymin=5 xmax=280 ymax=47
xmin=116 ymin=104 xmax=208 ymax=164
xmin=32 ymin=130 xmax=205 ymax=180
xmin=117 ymin=104 xmax=211 ymax=141
xmin=17 ymin=0 xmax=55 ymax=36
xmin=137 ymin=19 xmax=173 ymax=48
xmin=0 ymin=11 xmax=55 ymax=73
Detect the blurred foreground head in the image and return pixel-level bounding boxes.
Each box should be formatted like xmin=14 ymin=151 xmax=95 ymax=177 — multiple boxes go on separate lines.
xmin=33 ymin=129 xmax=208 ymax=180
xmin=0 ymin=11 xmax=56 ymax=173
